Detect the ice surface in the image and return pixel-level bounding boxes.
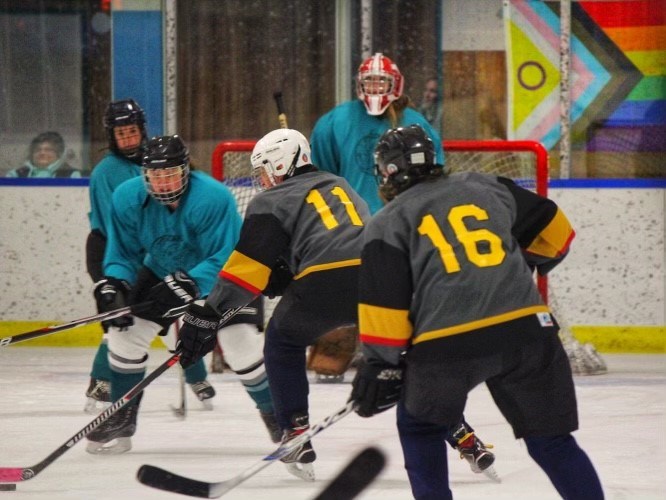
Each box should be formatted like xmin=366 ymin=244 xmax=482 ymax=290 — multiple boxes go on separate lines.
xmin=0 ymin=348 xmax=664 ymax=499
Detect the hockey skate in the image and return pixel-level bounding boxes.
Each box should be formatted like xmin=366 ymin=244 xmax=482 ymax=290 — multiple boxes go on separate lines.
xmin=260 ymin=411 xmax=282 ymax=443
xmin=83 ymin=377 xmax=111 ymax=414
xmin=189 ymin=380 xmax=215 ymax=410
xmin=86 ymin=399 xmax=141 ymax=455
xmin=280 ymin=413 xmax=316 ymax=481
xmin=452 ymin=424 xmax=500 ymax=483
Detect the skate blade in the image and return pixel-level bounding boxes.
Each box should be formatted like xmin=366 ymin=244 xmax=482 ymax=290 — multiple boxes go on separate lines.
xmin=86 ymin=437 xmax=132 ymax=455
xmin=285 ymin=462 xmax=315 ymax=481
xmin=83 ymin=398 xmax=111 ymax=415
xmin=315 ymin=374 xmax=345 ymax=384
xmin=482 ymin=466 xmax=501 ymax=483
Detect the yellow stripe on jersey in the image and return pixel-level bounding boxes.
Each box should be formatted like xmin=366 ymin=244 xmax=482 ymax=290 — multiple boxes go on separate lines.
xmin=359 ymin=303 xmax=413 ymax=345
xmin=413 ymin=305 xmax=551 ymax=344
xmin=526 ymin=208 xmax=574 ymax=258
xmin=221 ymin=250 xmax=272 ymax=292
xmin=293 ymin=258 xmax=361 ymax=280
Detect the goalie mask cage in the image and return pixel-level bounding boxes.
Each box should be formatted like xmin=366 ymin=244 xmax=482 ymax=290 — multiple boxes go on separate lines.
xmin=211 ymin=139 xmax=550 ymax=302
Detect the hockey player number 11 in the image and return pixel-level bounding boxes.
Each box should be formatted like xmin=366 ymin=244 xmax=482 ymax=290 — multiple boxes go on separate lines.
xmin=418 ymin=204 xmax=505 ymax=273
xmin=306 ymin=186 xmax=365 ymax=229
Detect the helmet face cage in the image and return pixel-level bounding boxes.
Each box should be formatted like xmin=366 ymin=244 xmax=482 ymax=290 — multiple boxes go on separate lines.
xmin=356 ymin=53 xmax=404 ymax=116
xmin=374 ymin=125 xmax=437 ymax=201
xmin=104 ymin=99 xmax=147 ymax=159
xmin=142 ymin=135 xmax=191 ymax=205
xmin=250 ymin=129 xmax=311 ymax=191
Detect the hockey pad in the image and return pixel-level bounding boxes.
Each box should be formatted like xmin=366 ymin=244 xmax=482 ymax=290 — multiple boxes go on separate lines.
xmin=307 ymin=325 xmax=359 ymax=376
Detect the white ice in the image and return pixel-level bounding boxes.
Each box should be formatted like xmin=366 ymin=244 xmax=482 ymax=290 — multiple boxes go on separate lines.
xmin=0 ymin=348 xmax=664 ymax=499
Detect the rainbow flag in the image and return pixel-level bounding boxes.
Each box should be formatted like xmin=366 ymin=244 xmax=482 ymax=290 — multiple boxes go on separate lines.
xmin=505 ymin=0 xmax=663 ymax=153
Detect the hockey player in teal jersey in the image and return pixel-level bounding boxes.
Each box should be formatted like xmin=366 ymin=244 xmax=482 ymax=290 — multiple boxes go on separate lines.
xmin=84 ymin=99 xmax=146 ymax=413
xmin=310 ymin=52 xmax=444 ymax=215
xmin=84 ymin=100 xmax=215 ymax=414
xmin=175 ymin=129 xmax=370 ymax=481
xmin=86 ymin=135 xmax=277 ymax=454
xmin=350 ymin=125 xmax=603 ymax=499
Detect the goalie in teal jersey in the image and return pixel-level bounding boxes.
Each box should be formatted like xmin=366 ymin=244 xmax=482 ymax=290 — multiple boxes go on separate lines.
xmin=86 ymin=135 xmax=278 ymax=455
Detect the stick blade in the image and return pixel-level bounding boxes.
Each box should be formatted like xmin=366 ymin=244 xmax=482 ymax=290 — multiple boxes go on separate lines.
xmin=137 ymin=465 xmax=211 ymax=498
xmin=313 ymin=446 xmax=386 ymax=500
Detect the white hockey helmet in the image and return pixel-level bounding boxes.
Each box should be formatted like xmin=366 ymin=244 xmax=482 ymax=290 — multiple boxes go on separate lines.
xmin=250 ymin=128 xmax=311 ymax=190
xmin=356 ymin=53 xmax=404 ymax=116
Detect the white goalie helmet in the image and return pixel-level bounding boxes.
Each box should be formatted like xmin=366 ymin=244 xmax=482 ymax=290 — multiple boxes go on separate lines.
xmin=251 ymin=128 xmax=312 ymax=190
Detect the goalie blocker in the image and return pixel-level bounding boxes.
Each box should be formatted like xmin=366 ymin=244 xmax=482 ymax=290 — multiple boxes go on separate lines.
xmin=307 ymin=325 xmax=359 ymax=379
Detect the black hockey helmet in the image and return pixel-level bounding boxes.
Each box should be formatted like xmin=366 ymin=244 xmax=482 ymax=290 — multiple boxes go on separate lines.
xmin=142 ymin=135 xmax=191 ymax=205
xmin=103 ymin=98 xmax=147 ymax=161
xmin=374 ymin=124 xmax=442 ymax=202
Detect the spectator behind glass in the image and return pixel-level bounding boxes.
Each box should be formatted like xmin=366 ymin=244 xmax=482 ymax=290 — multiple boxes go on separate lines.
xmin=6 ymin=131 xmax=81 ymax=178
xmin=417 ymin=77 xmax=443 ymax=135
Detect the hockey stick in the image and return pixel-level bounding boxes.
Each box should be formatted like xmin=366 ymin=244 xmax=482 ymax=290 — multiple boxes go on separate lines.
xmin=0 ymin=350 xmax=180 ymax=483
xmin=273 ymin=91 xmax=289 ymax=128
xmin=137 ymin=401 xmax=357 ymax=498
xmin=312 ymin=446 xmax=386 ymax=500
xmin=0 ymin=305 xmax=245 ymax=484
xmin=0 ymin=302 xmax=152 ymax=348
xmin=171 ymin=322 xmax=188 ymax=419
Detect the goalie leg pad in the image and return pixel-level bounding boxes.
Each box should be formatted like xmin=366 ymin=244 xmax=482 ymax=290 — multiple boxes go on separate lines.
xmin=307 ymin=325 xmax=359 ymax=376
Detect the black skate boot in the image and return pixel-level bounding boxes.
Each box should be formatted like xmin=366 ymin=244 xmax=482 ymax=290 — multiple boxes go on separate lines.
xmin=86 ymin=395 xmax=142 ymax=455
xmin=280 ymin=413 xmax=316 ymax=481
xmin=189 ymin=380 xmax=215 ymax=410
xmin=84 ymin=377 xmax=111 ymax=414
xmin=451 ymin=422 xmax=498 ymax=481
xmin=259 ymin=411 xmax=282 ymax=443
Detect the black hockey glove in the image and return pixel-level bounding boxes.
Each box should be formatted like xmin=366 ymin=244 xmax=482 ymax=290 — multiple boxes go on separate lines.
xmin=263 ymin=258 xmax=293 ymax=299
xmin=93 ymin=277 xmax=133 ymax=329
xmin=136 ymin=270 xmax=201 ymax=328
xmin=351 ymin=360 xmax=404 ymax=418
xmin=177 ymin=302 xmax=221 ymax=368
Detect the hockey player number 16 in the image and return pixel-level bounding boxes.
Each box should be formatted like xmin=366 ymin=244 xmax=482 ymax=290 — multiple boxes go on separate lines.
xmin=418 ymin=204 xmax=505 ymax=273
xmin=306 ymin=186 xmax=365 ymax=230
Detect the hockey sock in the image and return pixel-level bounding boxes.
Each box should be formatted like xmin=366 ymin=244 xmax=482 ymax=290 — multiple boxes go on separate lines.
xmin=235 ymin=360 xmax=274 ymax=414
xmin=90 ymin=341 xmax=112 ymax=381
xmin=184 ymin=357 xmax=208 ymax=384
xmin=110 ymin=369 xmax=145 ymax=402
xmin=264 ymin=325 xmax=308 ymax=429
xmin=397 ymin=401 xmax=452 ymax=500
xmin=525 ymin=434 xmax=604 ymax=499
